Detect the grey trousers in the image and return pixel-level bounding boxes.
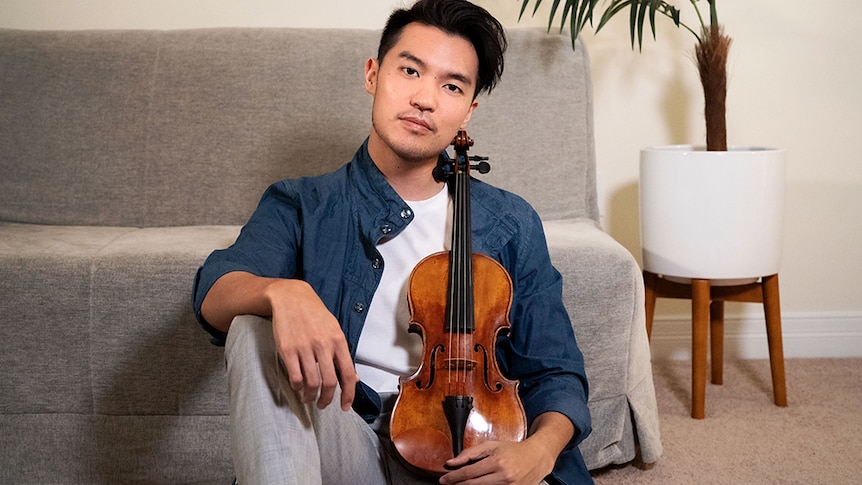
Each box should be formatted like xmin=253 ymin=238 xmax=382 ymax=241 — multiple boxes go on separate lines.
xmin=225 ymin=315 xmax=442 ymax=485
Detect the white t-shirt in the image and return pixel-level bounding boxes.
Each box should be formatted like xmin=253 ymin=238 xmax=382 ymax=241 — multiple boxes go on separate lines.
xmin=354 ymin=185 xmax=451 ymax=393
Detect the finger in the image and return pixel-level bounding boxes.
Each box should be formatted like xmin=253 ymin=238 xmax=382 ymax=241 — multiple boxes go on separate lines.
xmin=440 ymin=458 xmax=494 ymax=485
xmin=446 ymin=443 xmax=491 ymax=468
xmin=280 ymin=349 xmax=306 ymax=395
xmin=296 ymin=350 xmax=321 ymax=404
xmin=315 ymin=355 xmax=339 ymax=409
xmin=275 ymin=326 xmax=312 ymax=397
xmin=333 ymin=343 xmax=358 ymax=411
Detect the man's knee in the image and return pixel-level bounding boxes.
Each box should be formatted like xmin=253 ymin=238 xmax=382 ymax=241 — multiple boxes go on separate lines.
xmin=226 ymin=314 xmax=272 ymax=358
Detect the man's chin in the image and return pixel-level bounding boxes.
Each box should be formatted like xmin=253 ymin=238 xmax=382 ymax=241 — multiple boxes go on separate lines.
xmin=393 ymin=150 xmax=439 ymax=166
xmin=389 ymin=138 xmax=448 ymax=165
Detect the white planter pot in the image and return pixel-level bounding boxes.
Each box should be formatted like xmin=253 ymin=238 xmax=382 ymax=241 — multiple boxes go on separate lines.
xmin=639 ymin=145 xmax=786 ymax=282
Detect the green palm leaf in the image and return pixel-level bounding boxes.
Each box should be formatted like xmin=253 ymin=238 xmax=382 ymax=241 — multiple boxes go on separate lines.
xmin=521 ymin=0 xmax=599 ymax=42
xmin=597 ymin=1 xmax=683 ymax=50
xmin=517 ymin=0 xmax=729 ymax=151
xmin=520 ymin=0 xmax=697 ymax=51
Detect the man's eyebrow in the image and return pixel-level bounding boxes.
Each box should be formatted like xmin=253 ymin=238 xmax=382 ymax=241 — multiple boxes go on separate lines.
xmin=398 ymin=51 xmax=474 ymax=88
xmin=398 ymin=51 xmax=426 ymax=69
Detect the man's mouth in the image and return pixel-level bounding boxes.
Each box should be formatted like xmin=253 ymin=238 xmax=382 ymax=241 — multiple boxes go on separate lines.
xmin=400 ymin=115 xmax=432 ymax=132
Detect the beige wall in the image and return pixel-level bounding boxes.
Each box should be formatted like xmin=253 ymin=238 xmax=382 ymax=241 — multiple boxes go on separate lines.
xmin=3 ymin=1 xmax=860 ymax=329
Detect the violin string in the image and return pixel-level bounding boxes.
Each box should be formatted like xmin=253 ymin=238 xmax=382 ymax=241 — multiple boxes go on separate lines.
xmin=459 ymin=160 xmax=470 ymax=385
xmin=446 ymin=163 xmax=459 ymax=395
xmin=446 ymin=174 xmax=461 ymax=396
xmin=451 ymin=153 xmax=465 ymax=395
xmin=454 ymin=166 xmax=459 ymax=391
xmin=459 ymin=156 xmax=470 ymax=392
xmin=447 ymin=134 xmax=475 ymax=397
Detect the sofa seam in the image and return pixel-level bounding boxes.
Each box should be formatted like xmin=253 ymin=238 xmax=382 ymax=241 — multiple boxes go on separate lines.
xmin=88 ymin=227 xmax=145 ymax=415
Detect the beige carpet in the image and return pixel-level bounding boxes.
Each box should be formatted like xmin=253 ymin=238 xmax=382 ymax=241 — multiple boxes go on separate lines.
xmin=591 ymin=358 xmax=862 ymax=484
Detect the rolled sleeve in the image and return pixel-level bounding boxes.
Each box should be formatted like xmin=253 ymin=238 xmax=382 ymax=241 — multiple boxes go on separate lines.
xmin=490 ymin=204 xmax=591 ymax=449
xmin=191 ymin=182 xmax=301 ymax=345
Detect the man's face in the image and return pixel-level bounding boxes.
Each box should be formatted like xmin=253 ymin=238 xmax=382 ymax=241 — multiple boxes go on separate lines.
xmin=365 ymin=22 xmax=479 ymax=166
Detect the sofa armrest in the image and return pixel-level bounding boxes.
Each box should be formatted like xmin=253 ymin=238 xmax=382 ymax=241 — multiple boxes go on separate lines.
xmin=543 ymin=219 xmax=662 ymax=469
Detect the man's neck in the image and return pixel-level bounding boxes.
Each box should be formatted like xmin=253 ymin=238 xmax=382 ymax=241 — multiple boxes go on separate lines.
xmin=367 ymin=137 xmax=445 ymax=202
xmin=381 ymin=165 xmax=444 ymax=201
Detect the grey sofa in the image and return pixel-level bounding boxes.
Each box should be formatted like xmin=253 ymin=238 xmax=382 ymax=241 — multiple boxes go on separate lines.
xmin=0 ymin=27 xmax=661 ymax=483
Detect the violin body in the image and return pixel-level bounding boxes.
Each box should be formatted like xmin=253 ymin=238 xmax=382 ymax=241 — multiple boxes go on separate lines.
xmin=391 ymin=251 xmax=526 ymax=475
xmin=389 ymin=130 xmax=527 ymax=476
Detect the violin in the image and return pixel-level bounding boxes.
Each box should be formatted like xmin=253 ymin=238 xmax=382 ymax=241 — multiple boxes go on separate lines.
xmin=389 ymin=129 xmax=527 ymax=476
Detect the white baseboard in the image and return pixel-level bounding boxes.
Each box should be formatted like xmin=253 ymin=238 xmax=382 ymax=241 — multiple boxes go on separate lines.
xmin=648 ymin=311 xmax=862 ymax=360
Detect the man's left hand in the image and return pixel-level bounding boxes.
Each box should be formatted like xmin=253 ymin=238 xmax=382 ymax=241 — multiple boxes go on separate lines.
xmin=438 ymin=439 xmax=553 ymax=485
xmin=437 ymin=411 xmax=574 ymax=485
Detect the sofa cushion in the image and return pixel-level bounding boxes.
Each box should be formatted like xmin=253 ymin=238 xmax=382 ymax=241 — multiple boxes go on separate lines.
xmin=0 ymin=28 xmax=596 ymax=228
xmin=0 ymin=413 xmax=231 ymax=483
xmin=90 ymin=226 xmax=239 ymax=415
xmin=0 ymin=222 xmax=239 ymax=416
xmin=0 ymin=223 xmax=133 ymax=413
xmin=0 ymin=29 xmax=374 ymax=227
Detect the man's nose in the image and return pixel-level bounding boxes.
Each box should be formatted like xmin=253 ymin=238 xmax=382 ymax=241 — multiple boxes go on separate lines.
xmin=410 ymin=80 xmax=437 ymax=111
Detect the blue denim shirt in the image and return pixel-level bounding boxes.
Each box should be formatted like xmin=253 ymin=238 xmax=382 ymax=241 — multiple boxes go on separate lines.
xmin=192 ymin=140 xmax=592 ymax=483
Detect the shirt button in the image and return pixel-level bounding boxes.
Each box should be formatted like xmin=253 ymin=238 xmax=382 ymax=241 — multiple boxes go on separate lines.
xmin=400 ymin=208 xmax=412 ymax=219
xmin=372 ymin=258 xmax=382 ymax=270
xmin=353 ymin=303 xmax=365 ymax=313
xmin=381 ymin=224 xmax=392 ymax=235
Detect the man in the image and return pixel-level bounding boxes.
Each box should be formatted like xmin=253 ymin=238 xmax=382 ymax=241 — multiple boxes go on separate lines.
xmin=192 ymin=0 xmax=592 ymax=483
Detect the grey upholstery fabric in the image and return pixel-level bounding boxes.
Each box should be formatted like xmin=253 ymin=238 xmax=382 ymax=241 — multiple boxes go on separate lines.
xmin=0 ymin=28 xmax=593 ymax=227
xmin=0 ymin=28 xmax=660 ymax=482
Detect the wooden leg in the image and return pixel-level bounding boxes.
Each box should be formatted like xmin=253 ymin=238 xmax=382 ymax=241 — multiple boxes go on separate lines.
xmin=690 ymin=278 xmax=710 ymax=419
xmin=762 ymin=274 xmax=788 ymax=407
xmin=644 ymin=271 xmax=658 ymax=342
xmin=710 ymin=300 xmax=724 ymax=385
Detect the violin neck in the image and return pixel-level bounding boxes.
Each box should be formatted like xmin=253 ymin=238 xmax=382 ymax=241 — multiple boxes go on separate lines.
xmin=447 ymin=138 xmax=475 ymax=335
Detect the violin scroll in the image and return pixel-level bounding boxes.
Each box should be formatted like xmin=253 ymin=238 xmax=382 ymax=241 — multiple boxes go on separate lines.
xmin=433 ymin=131 xmax=491 ymax=182
xmin=453 ymin=130 xmax=474 ymax=153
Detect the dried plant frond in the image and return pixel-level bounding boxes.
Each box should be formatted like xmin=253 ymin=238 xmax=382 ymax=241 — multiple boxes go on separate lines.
xmin=695 ymin=24 xmax=732 ymax=151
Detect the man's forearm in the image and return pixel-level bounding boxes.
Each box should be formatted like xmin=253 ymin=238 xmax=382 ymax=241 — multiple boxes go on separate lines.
xmin=200 ymin=271 xmax=279 ymax=332
xmin=526 ymin=411 xmax=575 ymax=465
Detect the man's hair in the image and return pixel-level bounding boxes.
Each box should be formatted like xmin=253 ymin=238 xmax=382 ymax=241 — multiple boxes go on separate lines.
xmin=377 ymin=0 xmax=507 ymax=98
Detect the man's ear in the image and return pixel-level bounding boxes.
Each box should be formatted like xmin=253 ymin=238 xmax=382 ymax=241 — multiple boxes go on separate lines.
xmin=364 ymin=58 xmax=379 ymax=96
xmin=459 ymin=100 xmax=479 ymax=129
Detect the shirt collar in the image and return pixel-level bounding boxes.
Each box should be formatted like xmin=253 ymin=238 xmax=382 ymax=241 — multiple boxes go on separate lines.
xmin=348 ymin=139 xmax=514 ymax=254
xmin=348 ymin=139 xmax=413 ymax=244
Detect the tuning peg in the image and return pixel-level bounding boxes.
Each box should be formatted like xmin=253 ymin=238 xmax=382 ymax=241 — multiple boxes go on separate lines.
xmin=469 ymin=156 xmax=491 ymax=174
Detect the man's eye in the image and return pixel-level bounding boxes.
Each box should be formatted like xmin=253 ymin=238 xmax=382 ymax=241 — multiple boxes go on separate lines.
xmin=444 ymin=84 xmax=463 ymax=93
xmin=404 ymin=67 xmax=419 ymax=76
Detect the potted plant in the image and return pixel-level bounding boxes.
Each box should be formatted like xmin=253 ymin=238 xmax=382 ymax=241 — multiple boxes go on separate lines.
xmin=518 ymin=0 xmax=785 ymax=282
xmin=519 ymin=0 xmax=787 ymax=419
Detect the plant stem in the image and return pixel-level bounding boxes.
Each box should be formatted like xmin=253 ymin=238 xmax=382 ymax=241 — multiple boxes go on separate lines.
xmin=689 ymin=0 xmax=707 ymax=32
xmin=676 ymin=20 xmax=702 ymax=42
xmin=709 ymin=0 xmax=719 ymax=26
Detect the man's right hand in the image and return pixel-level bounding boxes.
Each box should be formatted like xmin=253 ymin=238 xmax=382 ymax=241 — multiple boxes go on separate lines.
xmin=201 ymin=272 xmax=358 ymax=411
xmin=265 ymin=279 xmax=358 ymax=411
